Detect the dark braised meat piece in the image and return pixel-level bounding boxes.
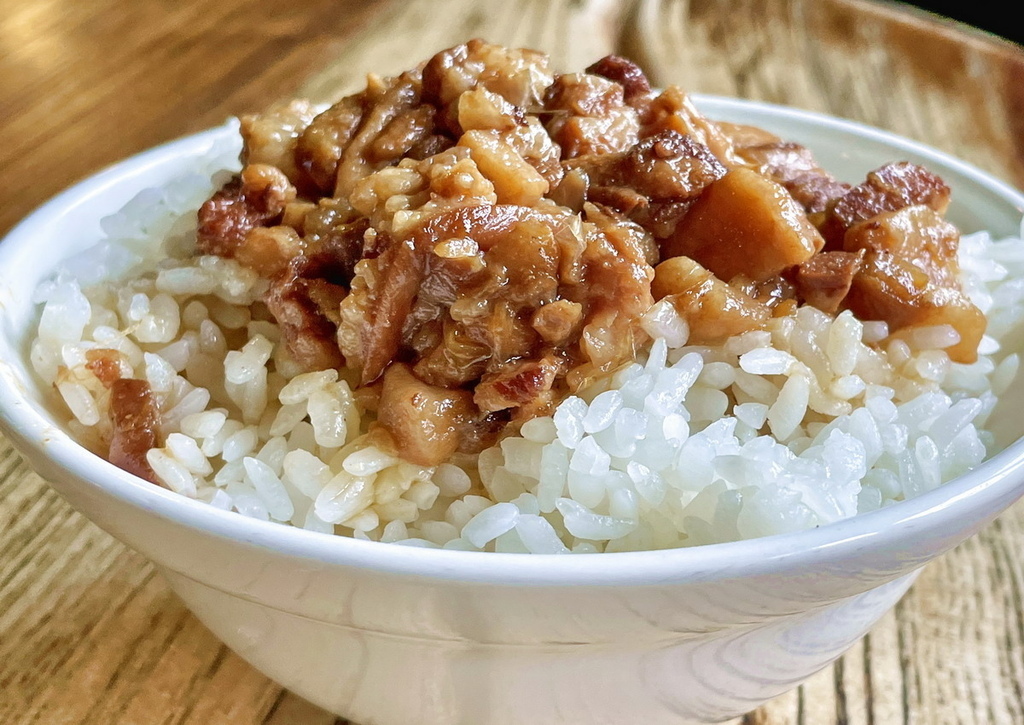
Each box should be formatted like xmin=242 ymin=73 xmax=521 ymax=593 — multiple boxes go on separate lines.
xmin=333 ymin=72 xmax=432 ymax=198
xmin=585 ymin=55 xmax=652 ymax=104
xmin=197 ymin=164 xmax=296 ymax=259
xmin=295 ymin=95 xmax=366 ymax=195
xmin=725 ymin=129 xmax=851 ymax=215
xmin=559 ymin=130 xmax=726 ymax=240
xmin=301 ymin=203 xmax=370 ymax=285
xmin=790 ymin=250 xmax=864 ymax=314
xmin=108 ymin=378 xmax=160 ymax=484
xmin=820 ymin=162 xmax=951 ymax=248
xmin=566 ymin=130 xmax=726 ymax=214
xmin=265 ymin=251 xmax=349 ymax=372
xmin=355 ymin=204 xmax=563 ymax=384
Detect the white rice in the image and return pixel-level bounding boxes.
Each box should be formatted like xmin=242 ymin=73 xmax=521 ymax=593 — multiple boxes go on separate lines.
xmin=29 ymin=134 xmax=1024 ymax=553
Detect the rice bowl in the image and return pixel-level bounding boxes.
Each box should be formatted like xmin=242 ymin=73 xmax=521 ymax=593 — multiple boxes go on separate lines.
xmin=20 ymin=42 xmax=1024 ymax=555
xmin=3 ymin=84 xmax=1024 ymax=724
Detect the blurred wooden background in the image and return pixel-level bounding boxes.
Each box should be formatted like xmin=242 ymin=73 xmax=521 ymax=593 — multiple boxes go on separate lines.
xmin=2 ymin=0 xmax=1024 ymax=723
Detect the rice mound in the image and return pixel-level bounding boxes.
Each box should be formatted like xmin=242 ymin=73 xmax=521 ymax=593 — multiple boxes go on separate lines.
xmin=30 ymin=132 xmax=1024 ymax=553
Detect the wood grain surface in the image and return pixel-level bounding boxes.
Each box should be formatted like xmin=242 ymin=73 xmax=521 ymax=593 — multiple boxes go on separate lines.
xmin=2 ymin=0 xmax=1024 ymax=722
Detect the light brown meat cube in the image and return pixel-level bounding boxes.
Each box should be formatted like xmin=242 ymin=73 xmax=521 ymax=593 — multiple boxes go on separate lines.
xmin=652 ymin=256 xmax=769 ymax=344
xmin=663 ymin=168 xmax=824 ymax=282
xmin=843 ymin=205 xmax=961 ymax=288
xmin=240 ymin=99 xmax=319 ymax=184
xmin=235 ymin=226 xmax=305 ymax=278
xmin=845 ymin=252 xmax=986 ymax=364
xmin=377 ymin=363 xmax=476 ymax=466
xmin=791 ymin=250 xmax=864 ymax=314
xmin=457 ymin=88 xmax=523 ymax=132
xmin=458 ymin=130 xmax=549 ymax=206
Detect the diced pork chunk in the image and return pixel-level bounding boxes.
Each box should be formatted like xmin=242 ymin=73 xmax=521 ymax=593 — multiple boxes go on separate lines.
xmin=456 ymin=88 xmax=525 ymax=132
xmin=240 ymin=99 xmax=318 ymax=184
xmin=197 ymin=164 xmax=296 ymax=259
xmin=458 ymin=129 xmax=549 ymax=206
xmin=638 ymin=86 xmax=740 ymax=166
xmin=842 ymin=205 xmax=984 ymax=362
xmin=843 ymin=205 xmax=961 ymax=288
xmin=234 ymin=226 xmax=304 ymax=278
xmin=295 ymin=95 xmax=365 ymax=194
xmin=845 ymin=251 xmax=985 ymax=363
xmin=422 ymin=38 xmax=554 ymax=133
xmin=568 ymin=130 xmax=726 ymax=204
xmin=544 ymin=72 xmax=640 ymax=157
xmin=333 ymin=72 xmax=427 ymax=197
xmin=791 ymin=250 xmax=864 ymax=313
xmin=377 ymin=363 xmax=477 ymax=466
xmin=651 ymin=256 xmax=770 ymax=344
xmin=265 ymin=256 xmax=347 ymax=372
xmin=662 ymin=167 xmax=825 ymax=281
xmin=732 ymin=138 xmax=851 ymax=214
xmin=585 ymin=55 xmax=652 ymax=104
xmin=821 ymin=162 xmax=951 ymax=248
xmin=474 ymin=354 xmax=562 ymax=413
xmin=531 ymin=299 xmax=584 ymax=345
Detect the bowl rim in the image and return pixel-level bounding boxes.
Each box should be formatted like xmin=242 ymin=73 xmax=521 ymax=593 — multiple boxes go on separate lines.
xmin=2 ymin=95 xmax=1024 ymax=586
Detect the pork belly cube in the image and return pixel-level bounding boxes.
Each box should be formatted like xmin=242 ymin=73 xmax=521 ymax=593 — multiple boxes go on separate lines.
xmin=845 ymin=252 xmax=985 ymax=364
xmin=458 ymin=129 xmax=549 ymax=206
xmin=652 ymin=255 xmax=769 ymax=344
xmin=820 ymin=161 xmax=951 ymax=248
xmin=662 ymin=167 xmax=825 ymax=282
xmin=843 ymin=205 xmax=961 ymax=288
xmin=377 ymin=363 xmax=476 ymax=467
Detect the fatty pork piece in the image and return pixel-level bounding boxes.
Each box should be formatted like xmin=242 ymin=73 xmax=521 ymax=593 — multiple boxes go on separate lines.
xmin=561 ymin=130 xmax=727 ymax=218
xmin=651 ymin=256 xmax=769 ymax=344
xmin=196 ymin=164 xmax=298 ymax=261
xmin=842 ymin=205 xmax=985 ymax=363
xmin=638 ymin=85 xmax=742 ymax=167
xmin=721 ymin=122 xmax=852 ymax=215
xmin=265 ymin=250 xmax=350 ymax=372
xmin=377 ymin=363 xmax=507 ymax=466
xmin=661 ymin=167 xmax=825 ymax=282
xmin=240 ymin=99 xmax=319 ymax=186
xmin=543 ymin=71 xmax=641 ymax=157
xmin=351 ymin=205 xmax=565 ymax=386
xmin=819 ymin=161 xmax=951 ymax=249
xmin=584 ymin=55 xmax=652 ymax=105
xmin=422 ymin=38 xmax=555 ymax=135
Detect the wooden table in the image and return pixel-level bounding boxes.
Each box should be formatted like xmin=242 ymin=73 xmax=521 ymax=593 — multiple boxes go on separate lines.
xmin=2 ymin=1 xmax=1023 ymax=722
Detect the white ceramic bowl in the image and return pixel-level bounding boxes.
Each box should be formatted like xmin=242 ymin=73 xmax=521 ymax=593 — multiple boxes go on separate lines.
xmin=2 ymin=97 xmax=1024 ymax=725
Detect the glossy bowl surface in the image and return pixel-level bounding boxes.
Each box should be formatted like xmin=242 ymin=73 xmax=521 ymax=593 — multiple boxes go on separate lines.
xmin=2 ymin=97 xmax=1024 ymax=724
